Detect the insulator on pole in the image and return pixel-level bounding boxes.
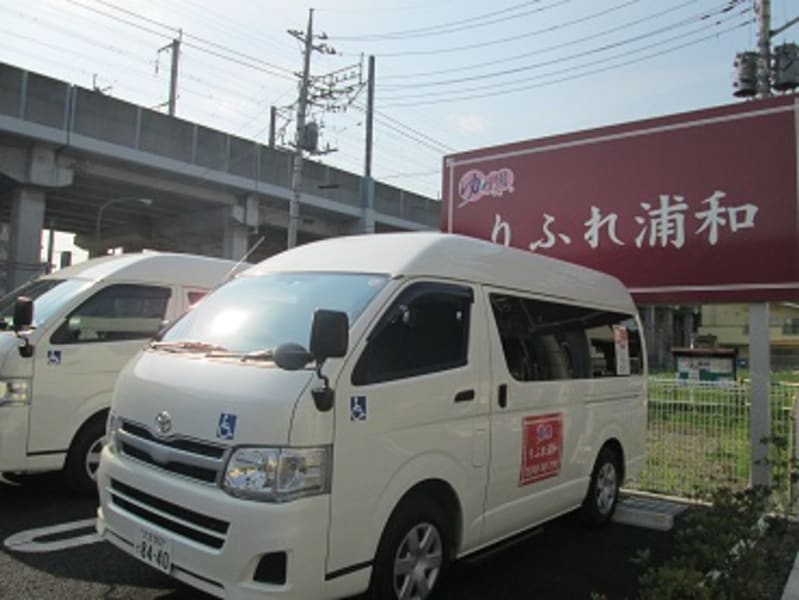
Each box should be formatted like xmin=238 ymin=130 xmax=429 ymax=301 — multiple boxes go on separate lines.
xmin=733 ymin=51 xmax=759 ymax=97
xmin=772 ymin=43 xmax=799 ymax=92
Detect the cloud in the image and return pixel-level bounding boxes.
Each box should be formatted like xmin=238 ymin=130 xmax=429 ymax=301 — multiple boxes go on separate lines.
xmin=448 ymin=114 xmax=489 ymax=135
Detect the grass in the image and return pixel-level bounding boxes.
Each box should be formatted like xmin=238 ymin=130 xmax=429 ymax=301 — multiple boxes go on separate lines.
xmin=629 ymin=378 xmax=798 ymax=506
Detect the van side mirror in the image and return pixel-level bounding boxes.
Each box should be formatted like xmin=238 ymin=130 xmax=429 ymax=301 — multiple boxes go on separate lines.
xmin=274 ymin=343 xmax=313 ymax=371
xmin=309 ymin=309 xmax=348 ymax=360
xmin=12 ymin=297 xmax=34 ymax=358
xmin=273 ymin=310 xmax=349 ymax=413
xmin=13 ymin=297 xmax=33 ymax=331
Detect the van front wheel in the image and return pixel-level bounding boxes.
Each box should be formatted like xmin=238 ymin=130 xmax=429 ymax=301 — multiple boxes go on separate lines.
xmin=64 ymin=413 xmax=106 ymax=495
xmin=580 ymin=446 xmax=621 ymax=527
xmin=370 ymin=496 xmax=452 ymax=600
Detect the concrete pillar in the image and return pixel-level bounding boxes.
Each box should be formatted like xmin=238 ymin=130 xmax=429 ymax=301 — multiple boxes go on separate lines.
xmin=222 ymin=204 xmax=248 ymax=260
xmin=7 ymin=186 xmax=45 ymax=289
xmin=663 ymin=307 xmax=674 ymax=370
xmin=683 ymin=309 xmax=695 ymax=348
xmin=642 ymin=306 xmax=657 ymax=369
xmin=360 ymin=177 xmax=375 ymax=234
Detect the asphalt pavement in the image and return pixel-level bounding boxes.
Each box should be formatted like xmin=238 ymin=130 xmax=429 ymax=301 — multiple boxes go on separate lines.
xmin=0 ymin=472 xmax=678 ymax=599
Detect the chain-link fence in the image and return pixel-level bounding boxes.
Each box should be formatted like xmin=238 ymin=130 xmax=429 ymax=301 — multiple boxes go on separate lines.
xmin=626 ymin=379 xmax=798 ymax=510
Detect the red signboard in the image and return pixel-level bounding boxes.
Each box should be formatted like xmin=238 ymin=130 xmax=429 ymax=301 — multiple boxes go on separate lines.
xmin=519 ymin=413 xmax=563 ymax=486
xmin=442 ymin=96 xmax=799 ymax=303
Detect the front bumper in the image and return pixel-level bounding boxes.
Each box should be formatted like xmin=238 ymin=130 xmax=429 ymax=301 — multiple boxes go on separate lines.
xmin=0 ymin=404 xmax=29 ymax=473
xmin=96 ymin=447 xmax=362 ymax=600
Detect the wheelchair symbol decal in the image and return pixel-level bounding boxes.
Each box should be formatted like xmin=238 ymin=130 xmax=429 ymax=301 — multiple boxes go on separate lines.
xmin=350 ymin=396 xmax=367 ymax=422
xmin=217 ymin=413 xmax=238 ymax=440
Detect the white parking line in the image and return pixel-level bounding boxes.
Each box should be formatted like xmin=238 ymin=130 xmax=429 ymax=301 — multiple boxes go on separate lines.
xmin=3 ymin=518 xmax=101 ymax=553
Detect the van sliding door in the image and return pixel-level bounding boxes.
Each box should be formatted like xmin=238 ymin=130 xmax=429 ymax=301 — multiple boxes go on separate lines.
xmin=481 ymin=290 xmax=593 ymax=543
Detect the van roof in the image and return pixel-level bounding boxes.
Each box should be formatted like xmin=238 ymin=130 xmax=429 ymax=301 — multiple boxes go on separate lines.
xmin=43 ymin=252 xmax=240 ymax=288
xmin=246 ymin=232 xmax=635 ymax=312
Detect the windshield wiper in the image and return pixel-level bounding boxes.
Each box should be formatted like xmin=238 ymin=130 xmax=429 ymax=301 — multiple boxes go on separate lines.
xmin=240 ymin=348 xmax=274 ymax=362
xmin=205 ymin=348 xmax=275 ymax=362
xmin=149 ymin=341 xmax=230 ymax=354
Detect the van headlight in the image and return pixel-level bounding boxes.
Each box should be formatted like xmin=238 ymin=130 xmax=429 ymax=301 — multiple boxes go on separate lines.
xmin=0 ymin=379 xmax=30 ymax=406
xmin=222 ymin=446 xmax=331 ymax=502
xmin=105 ymin=412 xmax=122 ymax=453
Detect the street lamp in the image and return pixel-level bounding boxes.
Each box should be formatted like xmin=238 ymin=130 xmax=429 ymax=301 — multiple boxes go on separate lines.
xmin=95 ymin=197 xmax=153 ymax=253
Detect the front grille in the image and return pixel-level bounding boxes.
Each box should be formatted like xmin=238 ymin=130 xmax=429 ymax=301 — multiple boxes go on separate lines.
xmin=122 ymin=423 xmax=226 ymax=458
xmin=118 ymin=420 xmax=227 ymax=485
xmin=110 ymin=479 xmax=229 ymax=549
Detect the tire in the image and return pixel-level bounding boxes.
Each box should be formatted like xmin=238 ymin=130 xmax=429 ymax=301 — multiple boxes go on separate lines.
xmin=369 ymin=495 xmax=452 ymax=600
xmin=580 ymin=446 xmax=621 ymax=527
xmin=64 ymin=412 xmax=107 ymax=495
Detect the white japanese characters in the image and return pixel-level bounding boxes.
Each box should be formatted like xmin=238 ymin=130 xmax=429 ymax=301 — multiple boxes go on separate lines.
xmin=489 ymin=189 xmax=759 ymax=252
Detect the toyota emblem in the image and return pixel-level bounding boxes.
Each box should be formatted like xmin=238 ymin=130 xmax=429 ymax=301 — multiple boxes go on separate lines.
xmin=155 ymin=411 xmax=172 ymax=435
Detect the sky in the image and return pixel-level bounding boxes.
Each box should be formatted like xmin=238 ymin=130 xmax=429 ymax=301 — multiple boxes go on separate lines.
xmin=1 ymin=0 xmax=797 ymax=265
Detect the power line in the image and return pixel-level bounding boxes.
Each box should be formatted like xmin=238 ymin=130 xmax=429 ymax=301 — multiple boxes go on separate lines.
xmin=89 ymin=0 xmax=295 ymax=76
xmin=369 ymin=107 xmax=456 ymax=153
xmin=363 ymin=0 xmax=736 ymax=58
xmin=379 ymin=169 xmax=440 ymax=179
xmin=378 ymin=0 xmax=685 ymax=79
xmin=353 ymin=106 xmax=453 ymax=155
xmin=381 ymin=19 xmax=751 ymax=108
xmin=170 ymin=0 xmax=297 ymax=58
xmin=330 ymin=123 xmax=444 ymax=178
xmin=377 ymin=3 xmax=748 ymax=92
xmin=378 ymin=10 xmax=749 ymax=101
xmin=65 ymin=0 xmax=171 ymax=40
xmin=329 ymin=0 xmax=572 ymax=41
xmin=65 ymin=0 xmax=296 ymax=81
xmin=372 ymin=114 xmax=452 ymax=155
xmin=0 ymin=13 xmax=272 ymax=115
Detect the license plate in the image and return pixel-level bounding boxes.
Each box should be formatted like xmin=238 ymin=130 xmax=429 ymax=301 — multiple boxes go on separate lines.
xmin=135 ymin=527 xmax=172 ymax=574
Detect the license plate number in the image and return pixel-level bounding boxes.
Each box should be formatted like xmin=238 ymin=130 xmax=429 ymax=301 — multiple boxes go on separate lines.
xmin=135 ymin=527 xmax=172 ymax=574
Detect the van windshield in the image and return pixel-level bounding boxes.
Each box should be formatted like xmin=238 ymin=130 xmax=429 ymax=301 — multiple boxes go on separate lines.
xmin=157 ymin=272 xmax=389 ymax=354
xmin=0 ymin=278 xmax=93 ymax=328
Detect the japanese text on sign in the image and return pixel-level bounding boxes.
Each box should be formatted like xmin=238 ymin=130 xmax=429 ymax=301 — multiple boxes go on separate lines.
xmin=488 ymin=189 xmax=758 ymax=252
xmin=519 ymin=413 xmax=563 ymax=486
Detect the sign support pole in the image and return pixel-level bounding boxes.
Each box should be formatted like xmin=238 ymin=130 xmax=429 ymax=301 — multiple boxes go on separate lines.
xmin=749 ymin=302 xmax=771 ymax=488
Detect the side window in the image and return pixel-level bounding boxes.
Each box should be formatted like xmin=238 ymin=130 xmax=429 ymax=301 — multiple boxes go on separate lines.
xmin=352 ymin=282 xmax=472 ymax=385
xmin=50 ymin=284 xmax=171 ymax=344
xmin=489 ymin=293 xmax=642 ymax=381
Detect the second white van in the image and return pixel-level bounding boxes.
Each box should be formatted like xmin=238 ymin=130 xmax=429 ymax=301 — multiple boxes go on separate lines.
xmin=0 ymin=252 xmax=243 ymax=493
xmin=97 ymin=233 xmax=647 ymax=599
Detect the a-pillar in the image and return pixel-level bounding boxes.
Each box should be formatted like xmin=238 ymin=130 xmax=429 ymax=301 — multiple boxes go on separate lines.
xmin=7 ymin=186 xmax=45 ymax=289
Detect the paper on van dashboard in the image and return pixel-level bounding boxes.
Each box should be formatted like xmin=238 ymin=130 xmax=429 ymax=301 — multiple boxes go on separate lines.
xmin=613 ymin=325 xmax=630 ymax=376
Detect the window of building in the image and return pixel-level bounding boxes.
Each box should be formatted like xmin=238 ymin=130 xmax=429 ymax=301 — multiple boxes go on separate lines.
xmin=352 ymin=282 xmax=472 ymax=385
xmin=50 ymin=284 xmax=171 ymax=344
xmin=187 ymin=290 xmax=208 ymax=308
xmin=489 ymin=293 xmax=642 ymax=381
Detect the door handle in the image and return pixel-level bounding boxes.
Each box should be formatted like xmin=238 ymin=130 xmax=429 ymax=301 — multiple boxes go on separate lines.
xmin=454 ymin=389 xmax=475 ymax=403
xmin=498 ymin=384 xmax=508 ymax=408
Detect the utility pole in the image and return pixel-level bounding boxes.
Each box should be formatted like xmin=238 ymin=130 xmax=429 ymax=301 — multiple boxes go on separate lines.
xmin=157 ymin=31 xmax=182 ymax=116
xmin=363 ymin=55 xmax=375 ymax=233
xmin=757 ymin=0 xmax=772 ymax=98
xmin=269 ymin=106 xmax=277 ymax=148
xmin=287 ymin=10 xmax=315 ymax=249
xmin=285 ymin=10 xmax=346 ymax=248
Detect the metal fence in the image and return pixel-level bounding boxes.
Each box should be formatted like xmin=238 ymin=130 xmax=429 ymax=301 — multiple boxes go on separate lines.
xmin=626 ymin=379 xmax=798 ymax=509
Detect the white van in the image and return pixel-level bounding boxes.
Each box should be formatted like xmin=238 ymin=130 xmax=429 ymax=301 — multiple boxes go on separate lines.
xmin=0 ymin=252 xmax=243 ymax=493
xmin=96 ymin=233 xmax=647 ymax=600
